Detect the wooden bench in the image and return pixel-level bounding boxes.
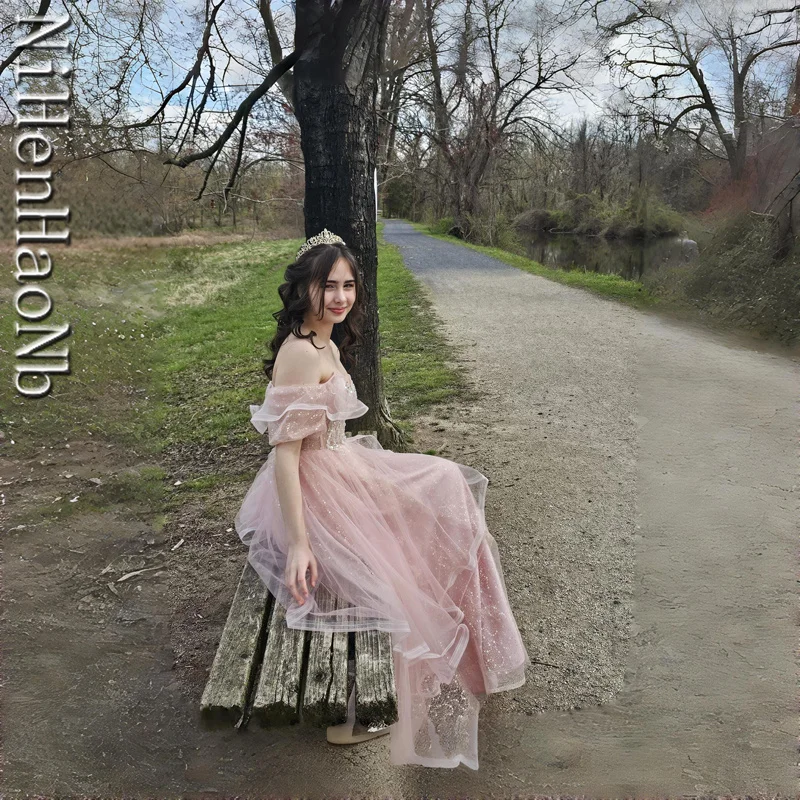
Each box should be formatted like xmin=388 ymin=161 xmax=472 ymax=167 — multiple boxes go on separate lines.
xmin=202 ymin=431 xmax=398 ymax=732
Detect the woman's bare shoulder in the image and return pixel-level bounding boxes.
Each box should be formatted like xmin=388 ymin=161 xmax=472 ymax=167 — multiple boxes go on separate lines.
xmin=274 ymin=334 xmax=323 ymax=386
xmin=279 ymin=331 xmax=323 ymax=357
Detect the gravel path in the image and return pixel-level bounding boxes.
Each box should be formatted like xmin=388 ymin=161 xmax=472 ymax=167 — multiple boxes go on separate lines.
xmin=382 ymin=221 xmax=640 ymax=708
xmin=374 ymin=218 xmax=798 ymax=795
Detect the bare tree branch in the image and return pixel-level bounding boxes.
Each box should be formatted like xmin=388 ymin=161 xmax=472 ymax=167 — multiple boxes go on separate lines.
xmin=164 ymin=48 xmax=299 ymax=170
xmin=0 ymin=0 xmax=52 ymax=80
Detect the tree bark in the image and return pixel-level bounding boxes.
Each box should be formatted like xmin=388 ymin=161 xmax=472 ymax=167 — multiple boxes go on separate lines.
xmin=293 ymin=0 xmax=405 ymax=449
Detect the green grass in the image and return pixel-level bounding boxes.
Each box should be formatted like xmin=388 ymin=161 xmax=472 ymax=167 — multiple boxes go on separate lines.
xmin=147 ymin=237 xmax=304 ymax=448
xmin=2 ymin=245 xmax=175 ymax=459
xmin=2 ymin=225 xmax=470 ymax=463
xmin=375 ymin=222 xmax=476 ymax=433
xmin=407 ymin=220 xmax=662 ymax=311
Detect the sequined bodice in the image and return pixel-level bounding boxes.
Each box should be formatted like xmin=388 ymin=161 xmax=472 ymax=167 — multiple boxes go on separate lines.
xmin=300 ymin=373 xmax=357 ymax=452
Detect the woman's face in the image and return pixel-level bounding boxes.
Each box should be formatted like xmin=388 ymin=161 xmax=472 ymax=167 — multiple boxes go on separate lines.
xmin=309 ymin=257 xmax=356 ymax=323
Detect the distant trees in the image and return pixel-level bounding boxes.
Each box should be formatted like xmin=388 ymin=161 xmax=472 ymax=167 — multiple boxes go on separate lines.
xmin=379 ymin=0 xmax=799 ymax=240
xmin=588 ymin=0 xmax=800 ymax=182
xmin=385 ymin=0 xmax=582 ymax=237
xmin=2 ymin=0 xmax=797 ymax=247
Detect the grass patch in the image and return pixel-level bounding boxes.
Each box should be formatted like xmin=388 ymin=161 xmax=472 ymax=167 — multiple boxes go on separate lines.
xmin=147 ymin=238 xmax=303 ymax=449
xmin=2 ymin=224 xmax=471 ymax=459
xmin=1 ymin=244 xmax=183 ymax=459
xmin=407 ymin=220 xmax=661 ymax=310
xmin=175 ymin=473 xmax=231 ymax=492
xmin=15 ymin=465 xmax=168 ymax=526
xmin=1 ymin=239 xmax=286 ymax=459
xmin=375 ymin=221 xmax=476 ymax=434
xmin=93 ymin=465 xmax=168 ymax=505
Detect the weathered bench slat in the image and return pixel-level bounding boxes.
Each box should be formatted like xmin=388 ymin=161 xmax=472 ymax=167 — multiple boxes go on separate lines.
xmin=251 ymin=593 xmax=306 ymax=725
xmin=202 ymin=564 xmax=401 ymax=730
xmin=301 ymin=584 xmax=349 ymax=725
xmin=200 ymin=561 xmax=271 ymax=724
xmin=354 ymin=628 xmax=398 ymax=729
xmin=207 ymin=427 xmax=400 ymax=730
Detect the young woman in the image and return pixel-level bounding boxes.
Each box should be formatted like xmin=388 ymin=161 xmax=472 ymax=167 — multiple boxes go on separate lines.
xmin=234 ymin=229 xmax=530 ymax=770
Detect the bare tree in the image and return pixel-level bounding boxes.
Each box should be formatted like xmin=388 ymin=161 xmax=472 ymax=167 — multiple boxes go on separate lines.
xmin=377 ymin=0 xmax=425 ymax=180
xmin=588 ymin=0 xmax=800 ymax=182
xmin=403 ymin=0 xmax=583 ymax=237
xmin=2 ymin=0 xmax=405 ymax=444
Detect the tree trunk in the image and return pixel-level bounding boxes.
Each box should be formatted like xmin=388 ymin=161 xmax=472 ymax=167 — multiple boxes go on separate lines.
xmin=455 ymin=140 xmax=491 ymax=240
xmin=293 ymin=0 xmax=404 ymax=449
xmin=379 ymin=66 xmax=405 ymax=179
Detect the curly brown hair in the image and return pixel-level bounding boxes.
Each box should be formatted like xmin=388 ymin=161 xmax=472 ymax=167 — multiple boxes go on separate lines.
xmin=262 ymin=242 xmax=366 ymax=380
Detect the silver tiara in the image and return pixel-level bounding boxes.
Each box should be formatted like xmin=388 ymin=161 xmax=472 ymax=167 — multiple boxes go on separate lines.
xmin=296 ymin=228 xmax=346 ymax=260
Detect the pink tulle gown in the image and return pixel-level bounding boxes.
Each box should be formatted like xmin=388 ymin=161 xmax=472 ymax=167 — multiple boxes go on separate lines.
xmin=234 ymin=368 xmax=530 ymax=770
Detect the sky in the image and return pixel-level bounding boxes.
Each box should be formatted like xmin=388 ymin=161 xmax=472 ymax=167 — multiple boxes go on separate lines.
xmin=3 ymin=0 xmax=794 ymax=136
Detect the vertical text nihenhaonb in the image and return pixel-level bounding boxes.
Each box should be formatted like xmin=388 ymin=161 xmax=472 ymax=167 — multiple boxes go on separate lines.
xmin=13 ymin=14 xmax=73 ymax=398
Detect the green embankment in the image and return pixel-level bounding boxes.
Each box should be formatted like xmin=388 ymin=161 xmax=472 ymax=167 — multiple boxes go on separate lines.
xmin=2 ymin=224 xmax=472 ymax=523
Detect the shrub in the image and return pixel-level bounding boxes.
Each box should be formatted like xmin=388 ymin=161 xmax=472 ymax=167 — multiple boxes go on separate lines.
xmin=464 ymin=211 xmax=521 ymax=250
xmin=430 ymin=216 xmax=456 ymax=235
xmin=648 ymin=211 xmax=799 ymax=344
xmin=648 ymin=204 xmax=685 ymax=236
xmin=566 ymin=192 xmax=602 ymax=222
xmin=564 ymin=192 xmax=615 ymax=236
xmin=513 ymin=208 xmax=569 ymax=232
xmin=602 ymin=195 xmax=683 ymax=239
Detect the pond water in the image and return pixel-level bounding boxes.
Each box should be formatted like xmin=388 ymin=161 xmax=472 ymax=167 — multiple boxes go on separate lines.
xmin=513 ymin=230 xmax=700 ymax=281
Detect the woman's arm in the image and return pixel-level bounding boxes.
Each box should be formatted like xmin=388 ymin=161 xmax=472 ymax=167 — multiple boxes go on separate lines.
xmin=271 ymin=341 xmax=322 ymax=603
xmin=273 ymin=439 xmax=307 ymax=547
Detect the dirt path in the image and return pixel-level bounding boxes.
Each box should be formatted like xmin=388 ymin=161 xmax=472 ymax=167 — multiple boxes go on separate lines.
xmin=380 ymin=218 xmax=799 ymax=795
xmin=2 ymin=221 xmax=797 ymax=797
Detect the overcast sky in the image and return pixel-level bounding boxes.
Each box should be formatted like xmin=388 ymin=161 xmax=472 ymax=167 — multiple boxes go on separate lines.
xmin=4 ymin=0 xmax=794 ymax=130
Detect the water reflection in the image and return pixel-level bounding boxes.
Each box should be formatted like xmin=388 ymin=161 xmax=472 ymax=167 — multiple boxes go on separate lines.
xmin=513 ymin=230 xmax=699 ymax=281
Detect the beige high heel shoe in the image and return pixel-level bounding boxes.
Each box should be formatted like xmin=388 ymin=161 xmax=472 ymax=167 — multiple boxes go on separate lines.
xmin=326 ymin=680 xmax=391 ymax=745
xmin=326 ymin=720 xmax=391 ymax=745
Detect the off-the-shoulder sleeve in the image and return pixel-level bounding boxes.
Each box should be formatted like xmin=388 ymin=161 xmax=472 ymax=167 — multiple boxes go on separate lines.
xmin=249 ymin=380 xmax=369 ymax=447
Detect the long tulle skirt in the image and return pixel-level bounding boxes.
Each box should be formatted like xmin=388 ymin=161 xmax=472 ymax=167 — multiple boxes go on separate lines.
xmin=234 ymin=433 xmax=530 ymax=769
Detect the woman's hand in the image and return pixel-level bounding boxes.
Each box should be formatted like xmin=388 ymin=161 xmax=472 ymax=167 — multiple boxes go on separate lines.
xmin=285 ymin=542 xmax=318 ymax=605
